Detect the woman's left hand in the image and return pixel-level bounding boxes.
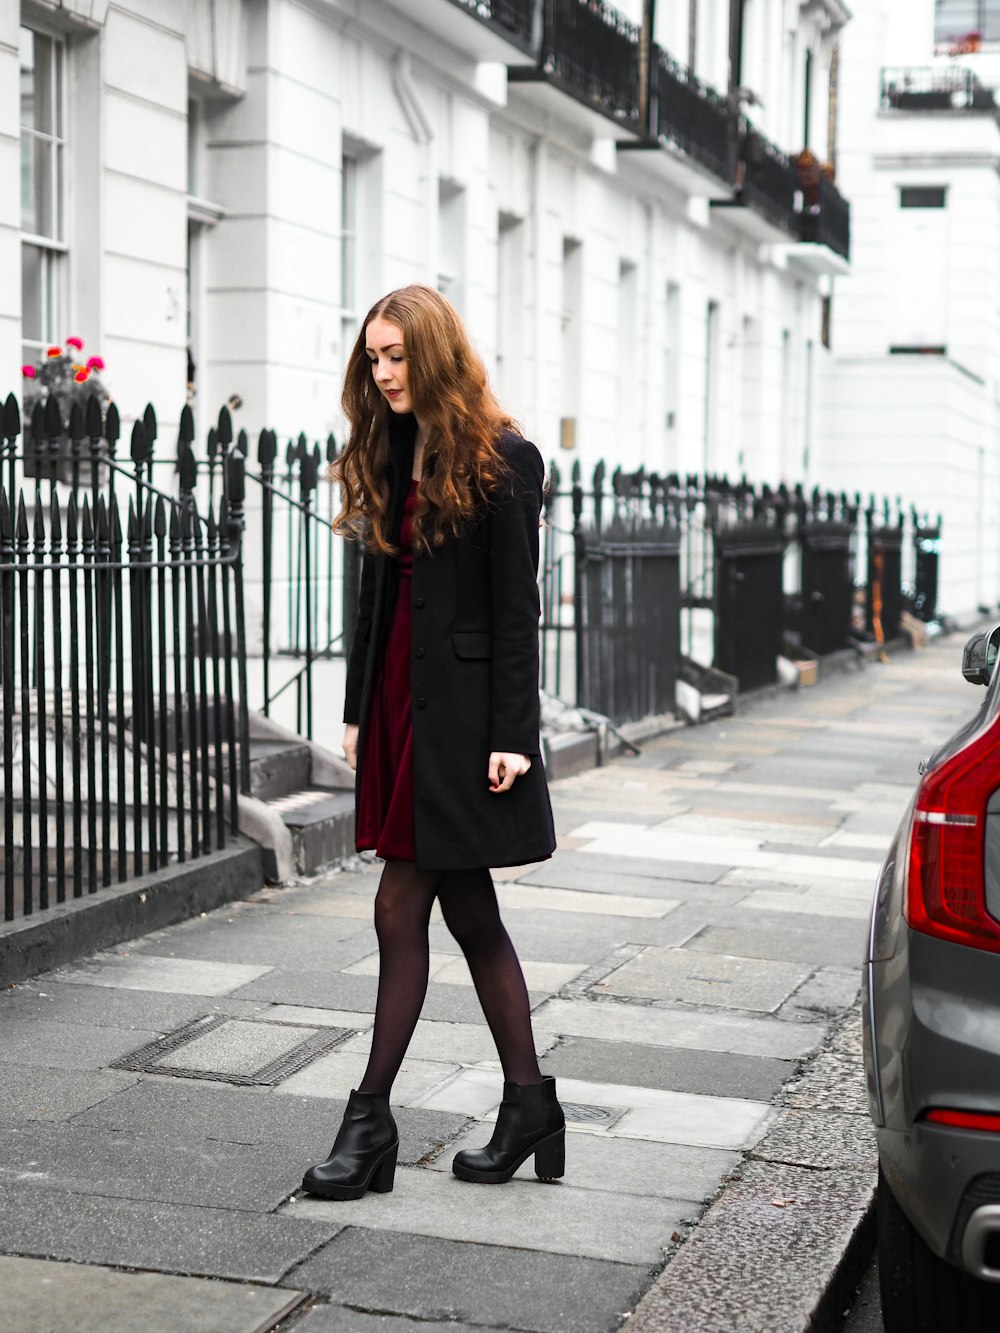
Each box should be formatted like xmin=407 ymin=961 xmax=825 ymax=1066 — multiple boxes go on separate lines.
xmin=488 ymin=752 xmax=531 ymax=793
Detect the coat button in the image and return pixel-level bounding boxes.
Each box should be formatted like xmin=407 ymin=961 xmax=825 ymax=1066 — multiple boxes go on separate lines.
xmin=415 ymin=647 xmax=425 ymax=659
xmin=415 ymin=597 xmax=425 ymax=609
xmin=416 ymin=697 xmax=427 ymax=709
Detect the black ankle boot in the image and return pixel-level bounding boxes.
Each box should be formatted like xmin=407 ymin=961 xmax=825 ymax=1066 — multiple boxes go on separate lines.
xmin=452 ymin=1075 xmax=565 ymax=1184
xmin=301 ymin=1089 xmax=398 ymax=1200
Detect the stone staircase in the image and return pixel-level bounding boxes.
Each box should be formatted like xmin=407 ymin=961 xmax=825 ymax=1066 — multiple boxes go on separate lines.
xmin=245 ymin=714 xmax=356 ymax=883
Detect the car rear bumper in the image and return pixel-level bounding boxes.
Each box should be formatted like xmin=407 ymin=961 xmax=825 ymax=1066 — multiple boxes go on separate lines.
xmin=866 ymin=925 xmax=1000 ymax=1270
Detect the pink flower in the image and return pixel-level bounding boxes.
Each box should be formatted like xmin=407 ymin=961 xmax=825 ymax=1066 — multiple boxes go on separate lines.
xmin=86 ymin=355 xmax=105 ymax=372
xmin=21 ymin=365 xmax=36 ymax=379
xmin=66 ymin=336 xmax=84 ymax=350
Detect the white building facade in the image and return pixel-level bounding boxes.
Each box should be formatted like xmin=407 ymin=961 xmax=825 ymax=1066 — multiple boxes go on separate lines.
xmin=817 ymin=0 xmax=1000 ymax=617
xmin=3 ymin=0 xmax=851 ymax=487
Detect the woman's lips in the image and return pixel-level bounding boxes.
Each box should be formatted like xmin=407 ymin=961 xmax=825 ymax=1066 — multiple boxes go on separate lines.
xmin=386 ymin=389 xmax=401 ymax=398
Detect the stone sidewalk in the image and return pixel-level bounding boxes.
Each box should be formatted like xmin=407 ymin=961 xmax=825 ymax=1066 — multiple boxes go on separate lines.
xmin=0 ymin=635 xmax=977 ymax=1332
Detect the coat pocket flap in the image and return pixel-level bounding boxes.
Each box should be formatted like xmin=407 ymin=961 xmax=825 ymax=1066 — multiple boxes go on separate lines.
xmin=452 ymin=632 xmax=493 ymax=659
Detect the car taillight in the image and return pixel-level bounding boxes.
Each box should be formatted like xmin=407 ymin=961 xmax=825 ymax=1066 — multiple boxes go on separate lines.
xmin=924 ymin=1109 xmax=1000 ymax=1132
xmin=905 ymin=724 xmax=1000 ymax=953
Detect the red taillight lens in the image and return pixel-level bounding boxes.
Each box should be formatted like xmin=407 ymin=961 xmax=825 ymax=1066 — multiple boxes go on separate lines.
xmin=924 ymin=1109 xmax=1000 ymax=1133
xmin=905 ymin=724 xmax=1000 ymax=952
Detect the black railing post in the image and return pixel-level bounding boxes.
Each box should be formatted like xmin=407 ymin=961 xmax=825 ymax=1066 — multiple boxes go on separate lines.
xmin=49 ymin=495 xmax=66 ymax=903
xmin=225 ymin=443 xmax=251 ymax=796
xmin=0 ymin=489 xmax=14 ymax=919
xmin=259 ymin=427 xmax=277 ymax=715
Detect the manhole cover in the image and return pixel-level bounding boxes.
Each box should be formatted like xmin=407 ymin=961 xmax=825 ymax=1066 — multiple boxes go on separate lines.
xmin=562 ymin=1101 xmax=626 ymax=1127
xmin=113 ymin=1014 xmax=356 ymax=1086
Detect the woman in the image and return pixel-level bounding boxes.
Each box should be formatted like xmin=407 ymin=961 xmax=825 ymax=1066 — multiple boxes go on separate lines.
xmin=301 ymin=285 xmax=562 ymax=1201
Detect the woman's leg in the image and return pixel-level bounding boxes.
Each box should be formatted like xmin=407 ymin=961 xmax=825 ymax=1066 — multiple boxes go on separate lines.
xmin=437 ymin=869 xmax=542 ymax=1085
xmin=357 ymin=859 xmax=440 ymax=1095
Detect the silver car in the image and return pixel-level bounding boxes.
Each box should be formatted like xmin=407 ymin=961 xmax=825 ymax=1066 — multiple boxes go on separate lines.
xmin=864 ymin=623 xmax=1000 ymax=1330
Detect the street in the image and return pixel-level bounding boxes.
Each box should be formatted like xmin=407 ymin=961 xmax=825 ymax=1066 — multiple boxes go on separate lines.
xmin=0 ymin=633 xmax=976 ymax=1331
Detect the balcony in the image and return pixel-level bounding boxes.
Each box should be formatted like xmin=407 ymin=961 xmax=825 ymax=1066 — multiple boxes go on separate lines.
xmin=508 ymin=0 xmax=641 ymax=136
xmin=880 ymin=65 xmax=998 ymax=111
xmin=445 ymin=0 xmax=537 ymax=57
xmin=381 ymin=0 xmax=538 ymax=65
xmin=800 ymin=171 xmax=850 ymax=262
xmin=711 ymin=126 xmax=800 ymax=243
xmin=650 ymin=47 xmax=731 ymax=183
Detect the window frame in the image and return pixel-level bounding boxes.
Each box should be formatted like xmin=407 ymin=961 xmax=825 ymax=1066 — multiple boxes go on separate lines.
xmin=20 ymin=23 xmax=69 ymax=366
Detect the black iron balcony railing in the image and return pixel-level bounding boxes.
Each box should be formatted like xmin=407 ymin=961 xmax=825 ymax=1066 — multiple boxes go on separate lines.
xmin=739 ymin=127 xmax=800 ymax=236
xmin=652 ymin=47 xmax=731 ymax=182
xmin=880 ymin=65 xmax=997 ymax=110
xmin=447 ymin=0 xmax=537 ymax=55
xmin=538 ymin=0 xmax=641 ymax=124
xmin=801 ymin=171 xmax=850 ymax=260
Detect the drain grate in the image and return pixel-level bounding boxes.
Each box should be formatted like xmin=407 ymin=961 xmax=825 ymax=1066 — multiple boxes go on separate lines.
xmin=562 ymin=1101 xmax=627 ymax=1128
xmin=112 ymin=1014 xmax=358 ymax=1087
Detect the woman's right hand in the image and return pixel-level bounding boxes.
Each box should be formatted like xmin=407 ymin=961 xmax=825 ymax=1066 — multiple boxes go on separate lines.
xmin=343 ymin=724 xmax=360 ymax=771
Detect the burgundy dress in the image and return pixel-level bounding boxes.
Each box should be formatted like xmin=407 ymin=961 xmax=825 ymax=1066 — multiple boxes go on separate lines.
xmin=355 ymin=479 xmax=418 ymax=860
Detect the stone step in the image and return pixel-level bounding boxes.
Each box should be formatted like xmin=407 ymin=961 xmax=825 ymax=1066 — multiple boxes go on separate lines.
xmin=248 ymin=738 xmax=312 ymax=802
xmin=263 ymin=787 xmax=356 ymax=879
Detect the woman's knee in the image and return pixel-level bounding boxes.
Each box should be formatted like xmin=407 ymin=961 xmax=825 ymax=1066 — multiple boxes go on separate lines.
xmin=373 ymin=863 xmax=435 ymax=939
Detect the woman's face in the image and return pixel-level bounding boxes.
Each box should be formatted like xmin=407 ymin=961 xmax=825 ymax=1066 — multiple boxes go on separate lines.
xmin=365 ymin=316 xmax=413 ymax=415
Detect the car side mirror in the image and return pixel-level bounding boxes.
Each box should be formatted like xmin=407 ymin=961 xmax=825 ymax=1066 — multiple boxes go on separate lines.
xmin=962 ymin=624 xmax=1000 ymax=686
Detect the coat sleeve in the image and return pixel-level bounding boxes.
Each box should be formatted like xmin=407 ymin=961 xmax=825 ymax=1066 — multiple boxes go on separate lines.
xmin=343 ymin=546 xmax=376 ymax=725
xmin=488 ymin=437 xmax=544 ymax=755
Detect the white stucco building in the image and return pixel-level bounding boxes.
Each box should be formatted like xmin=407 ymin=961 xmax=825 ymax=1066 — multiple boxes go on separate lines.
xmin=3 ymin=0 xmax=851 ymax=486
xmin=816 ymin=0 xmax=1000 ymax=617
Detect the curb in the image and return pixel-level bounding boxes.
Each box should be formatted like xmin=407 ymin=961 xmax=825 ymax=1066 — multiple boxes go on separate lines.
xmin=0 ymin=841 xmax=263 ymax=988
xmin=621 ymin=1001 xmax=877 ymax=1333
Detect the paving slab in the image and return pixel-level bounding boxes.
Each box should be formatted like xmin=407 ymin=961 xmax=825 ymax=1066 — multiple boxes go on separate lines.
xmin=130 ymin=919 xmax=376 ymax=970
xmin=0 ymin=1256 xmax=305 ymax=1333
xmin=411 ymin=1066 xmax=772 ymax=1151
xmin=0 ymin=1121 xmax=309 ymax=1212
xmin=0 ymin=1017 xmax=158 ymax=1071
xmin=345 ymin=949 xmax=588 ymax=993
xmin=46 ymin=954 xmax=275 ymax=996
xmin=290 ymin=1164 xmax=686 ymax=1263
xmin=427 ymin=1124 xmax=739 ymax=1202
xmin=70 ymin=1079 xmax=470 ymax=1164
xmin=538 ymin=1034 xmax=795 ymax=1101
xmin=338 ymin=1018 xmax=540 ymax=1068
xmin=0 ymin=979 xmax=266 ymax=1031
xmin=0 ymin=1066 xmax=140 ymax=1123
xmin=600 ymin=947 xmax=810 ymax=1012
xmin=532 ymin=996 xmax=825 ymax=1060
xmin=521 ymin=850 xmax=729 ymax=888
xmin=497 ymin=882 xmax=677 ymax=918
xmin=278 ymin=1050 xmax=460 ymax=1106
xmin=682 ymin=918 xmax=866 ymax=970
xmin=0 ymin=1181 xmax=338 ymax=1283
xmin=283 ymin=1226 xmax=653 ymax=1333
xmin=289 ymin=1307 xmax=482 ymax=1333
xmin=778 ymin=967 xmax=861 ymax=1021
xmin=737 ymin=888 xmax=872 ymax=920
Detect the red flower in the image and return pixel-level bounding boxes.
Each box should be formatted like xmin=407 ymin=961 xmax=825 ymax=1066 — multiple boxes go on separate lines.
xmin=21 ymin=365 xmax=36 ymax=379
xmin=66 ymin=336 xmax=84 ymax=350
xmin=86 ymin=355 xmax=105 ymax=372
xmin=46 ymin=346 xmax=62 ymax=358
xmin=74 ymin=369 xmax=90 ymax=383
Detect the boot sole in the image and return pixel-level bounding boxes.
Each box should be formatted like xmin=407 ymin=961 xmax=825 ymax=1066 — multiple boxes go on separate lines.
xmin=301 ymin=1142 xmax=397 ymax=1200
xmin=452 ymin=1129 xmax=565 ymax=1185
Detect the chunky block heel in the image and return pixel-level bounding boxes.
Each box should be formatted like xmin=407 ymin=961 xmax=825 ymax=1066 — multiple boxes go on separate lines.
xmin=369 ymin=1143 xmax=397 ymax=1193
xmin=533 ymin=1129 xmax=565 ymax=1181
xmin=302 ymin=1089 xmax=399 ymax=1200
xmin=453 ymin=1076 xmax=566 ymax=1185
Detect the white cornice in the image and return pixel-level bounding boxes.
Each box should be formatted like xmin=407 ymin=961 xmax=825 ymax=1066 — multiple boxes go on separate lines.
xmin=799 ymin=0 xmax=852 ymax=33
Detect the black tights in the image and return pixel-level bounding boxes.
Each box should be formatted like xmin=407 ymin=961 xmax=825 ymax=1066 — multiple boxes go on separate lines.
xmin=357 ymin=861 xmax=542 ymax=1096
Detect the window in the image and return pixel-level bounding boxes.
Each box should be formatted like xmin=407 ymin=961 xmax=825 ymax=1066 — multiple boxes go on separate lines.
xmin=496 ymin=212 xmax=524 ymax=407
xmin=20 ymin=26 xmax=67 ymax=369
xmin=560 ymin=238 xmax=582 ymax=450
xmin=341 ymin=152 xmax=359 ymax=364
xmin=935 ymin=1 xmax=1000 ymax=47
xmin=437 ymin=179 xmax=466 ymax=312
xmin=664 ymin=281 xmax=680 ymax=436
xmin=703 ymin=301 xmax=719 ymax=472
xmin=616 ymin=260 xmax=638 ymax=452
xmin=900 ymin=186 xmax=947 ymax=208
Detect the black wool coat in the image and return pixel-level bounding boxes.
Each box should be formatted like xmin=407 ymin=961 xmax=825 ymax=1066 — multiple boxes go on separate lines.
xmin=343 ymin=413 xmax=557 ymax=871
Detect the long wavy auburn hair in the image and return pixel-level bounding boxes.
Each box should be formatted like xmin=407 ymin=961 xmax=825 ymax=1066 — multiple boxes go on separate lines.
xmin=332 ymin=285 xmax=518 ymax=555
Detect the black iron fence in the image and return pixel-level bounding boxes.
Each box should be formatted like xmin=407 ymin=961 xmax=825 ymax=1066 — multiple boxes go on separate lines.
xmin=540 ymin=463 xmax=942 ymax=723
xmin=739 ymin=127 xmax=801 ymax=237
xmin=801 ymin=171 xmax=851 ymax=260
xmin=540 ymin=0 xmax=640 ymax=122
xmin=449 ymin=0 xmax=537 ymax=52
xmin=651 ymin=47 xmax=731 ymax=182
xmin=0 ymin=393 xmax=249 ymax=923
